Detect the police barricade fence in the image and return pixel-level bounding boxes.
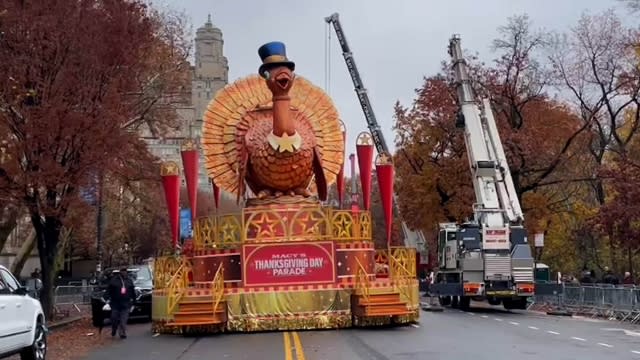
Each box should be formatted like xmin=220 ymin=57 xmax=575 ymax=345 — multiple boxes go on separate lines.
xmin=531 ymin=282 xmax=640 ymax=323
xmin=53 ymin=284 xmax=99 ymax=318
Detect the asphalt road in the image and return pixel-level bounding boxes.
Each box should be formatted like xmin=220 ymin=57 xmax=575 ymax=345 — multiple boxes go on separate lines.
xmin=82 ymin=303 xmax=640 ymax=360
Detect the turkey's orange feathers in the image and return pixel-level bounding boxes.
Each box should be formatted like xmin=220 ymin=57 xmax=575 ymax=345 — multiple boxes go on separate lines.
xmin=202 ymin=74 xmax=344 ymax=197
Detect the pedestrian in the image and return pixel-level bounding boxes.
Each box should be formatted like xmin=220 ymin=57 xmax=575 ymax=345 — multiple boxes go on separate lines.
xmin=623 ymin=272 xmax=634 ymax=286
xmin=579 ymin=270 xmax=593 ymax=285
xmin=26 ymin=269 xmax=43 ymax=299
xmin=602 ymin=267 xmax=619 ymax=285
xmin=105 ymin=267 xmax=135 ymax=339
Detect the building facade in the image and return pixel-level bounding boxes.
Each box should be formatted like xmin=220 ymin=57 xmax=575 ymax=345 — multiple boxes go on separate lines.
xmin=142 ymin=15 xmax=229 ymax=190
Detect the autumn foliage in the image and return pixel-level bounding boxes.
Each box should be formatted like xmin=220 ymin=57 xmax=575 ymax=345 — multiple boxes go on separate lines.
xmin=0 ymin=0 xmax=189 ymax=317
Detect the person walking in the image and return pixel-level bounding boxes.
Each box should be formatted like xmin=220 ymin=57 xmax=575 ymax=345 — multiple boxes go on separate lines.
xmin=105 ymin=267 xmax=136 ymax=339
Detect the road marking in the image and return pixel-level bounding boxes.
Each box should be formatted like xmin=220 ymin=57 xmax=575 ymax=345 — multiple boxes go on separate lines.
xmin=292 ymin=332 xmax=306 ymax=360
xmin=625 ymin=330 xmax=640 ymax=337
xmin=632 ymin=350 xmax=640 ymax=355
xmin=597 ymin=343 xmax=613 ymax=348
xmin=528 ymin=326 xmax=539 ymax=330
xmin=481 ymin=315 xmax=489 ymax=318
xmin=495 ymin=318 xmax=503 ymax=322
xmin=509 ymin=321 xmax=519 ymax=325
xmin=283 ymin=332 xmax=293 ymax=360
xmin=571 ymin=337 xmax=586 ymax=342
xmin=547 ymin=331 xmax=560 ymax=335
xmin=468 ymin=313 xmax=476 ymax=316
xmin=411 ymin=324 xmax=420 ymax=328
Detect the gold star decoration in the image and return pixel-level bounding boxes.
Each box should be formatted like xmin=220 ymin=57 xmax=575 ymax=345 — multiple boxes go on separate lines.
xmin=357 ymin=132 xmax=372 ymax=146
xmin=160 ymin=161 xmax=180 ymax=176
xmin=181 ymin=138 xmax=198 ymax=152
xmin=376 ymin=152 xmax=393 ymax=166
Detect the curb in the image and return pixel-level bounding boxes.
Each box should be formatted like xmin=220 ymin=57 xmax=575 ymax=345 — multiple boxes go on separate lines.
xmin=49 ymin=316 xmax=86 ymax=330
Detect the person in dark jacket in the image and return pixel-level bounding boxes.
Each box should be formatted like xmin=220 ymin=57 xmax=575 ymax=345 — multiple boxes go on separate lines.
xmin=602 ymin=267 xmax=619 ymax=285
xmin=105 ymin=267 xmax=136 ymax=339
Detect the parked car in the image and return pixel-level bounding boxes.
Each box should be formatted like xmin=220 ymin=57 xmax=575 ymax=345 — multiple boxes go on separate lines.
xmin=0 ymin=265 xmax=47 ymax=360
xmin=90 ymin=265 xmax=153 ymax=327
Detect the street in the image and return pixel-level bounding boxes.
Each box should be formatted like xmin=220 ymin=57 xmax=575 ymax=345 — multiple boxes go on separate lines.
xmin=81 ymin=303 xmax=640 ymax=360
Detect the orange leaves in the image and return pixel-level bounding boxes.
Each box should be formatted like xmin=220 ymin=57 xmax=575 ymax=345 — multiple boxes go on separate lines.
xmin=393 ymin=76 xmax=473 ymax=233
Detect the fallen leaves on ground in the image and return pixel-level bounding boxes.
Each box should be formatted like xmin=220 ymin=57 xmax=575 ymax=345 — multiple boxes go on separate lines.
xmin=8 ymin=318 xmax=110 ymax=360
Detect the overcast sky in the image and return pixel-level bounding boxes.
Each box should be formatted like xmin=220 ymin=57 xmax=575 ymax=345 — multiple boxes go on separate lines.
xmin=161 ymin=0 xmax=627 ymax=157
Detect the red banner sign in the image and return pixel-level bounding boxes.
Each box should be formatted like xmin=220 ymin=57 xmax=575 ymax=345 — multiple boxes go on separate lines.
xmin=243 ymin=242 xmax=335 ymax=286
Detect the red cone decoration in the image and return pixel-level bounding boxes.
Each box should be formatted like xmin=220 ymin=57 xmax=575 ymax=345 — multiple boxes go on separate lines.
xmin=375 ymin=152 xmax=395 ymax=246
xmin=356 ymin=132 xmax=374 ymax=210
xmin=180 ymin=139 xmax=199 ymax=221
xmin=336 ymin=123 xmax=346 ymax=208
xmin=161 ymin=161 xmax=181 ymax=249
xmin=211 ymin=179 xmax=221 ymax=209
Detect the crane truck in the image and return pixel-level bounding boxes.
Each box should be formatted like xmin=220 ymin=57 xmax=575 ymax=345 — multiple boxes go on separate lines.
xmin=324 ymin=13 xmax=427 ymax=265
xmin=428 ymin=35 xmax=535 ymax=310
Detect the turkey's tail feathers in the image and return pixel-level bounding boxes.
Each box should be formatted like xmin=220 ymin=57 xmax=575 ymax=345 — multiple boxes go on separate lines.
xmin=202 ymin=75 xmax=344 ymax=198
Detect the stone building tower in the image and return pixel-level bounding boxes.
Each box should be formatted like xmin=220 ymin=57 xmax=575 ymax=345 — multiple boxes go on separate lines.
xmin=142 ymin=15 xmax=229 ymax=192
xmin=190 ymin=14 xmax=229 ymax=140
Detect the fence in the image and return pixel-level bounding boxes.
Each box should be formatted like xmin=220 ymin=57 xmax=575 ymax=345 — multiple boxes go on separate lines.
xmin=531 ymin=282 xmax=640 ymax=323
xmin=52 ymin=285 xmax=98 ymax=319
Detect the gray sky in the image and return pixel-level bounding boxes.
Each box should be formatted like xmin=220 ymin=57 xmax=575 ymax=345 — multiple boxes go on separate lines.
xmin=162 ymin=0 xmax=623 ymax=156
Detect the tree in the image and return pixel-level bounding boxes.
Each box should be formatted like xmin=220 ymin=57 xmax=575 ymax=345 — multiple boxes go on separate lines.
xmin=549 ymin=10 xmax=640 ymax=204
xmin=619 ymin=0 xmax=640 ymax=13
xmin=0 ymin=0 xmax=189 ymax=317
xmin=548 ymin=10 xmax=640 ymax=272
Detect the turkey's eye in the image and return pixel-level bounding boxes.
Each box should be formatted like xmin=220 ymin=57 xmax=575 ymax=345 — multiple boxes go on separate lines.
xmin=262 ymin=70 xmax=270 ymax=80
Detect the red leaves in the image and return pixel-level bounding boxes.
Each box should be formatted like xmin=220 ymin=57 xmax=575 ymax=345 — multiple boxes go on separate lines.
xmin=0 ymin=1 xmax=190 ymax=317
xmin=593 ymin=158 xmax=640 ymax=249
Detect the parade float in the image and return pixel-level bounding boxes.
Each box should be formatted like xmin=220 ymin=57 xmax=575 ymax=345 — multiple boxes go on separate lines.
xmin=151 ymin=41 xmax=419 ymax=334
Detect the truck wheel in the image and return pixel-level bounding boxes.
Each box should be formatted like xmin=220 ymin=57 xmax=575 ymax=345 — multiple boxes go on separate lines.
xmin=513 ymin=297 xmax=528 ymax=310
xmin=503 ymin=299 xmax=514 ymax=310
xmin=460 ymin=296 xmax=471 ymax=310
xmin=488 ymin=297 xmax=502 ymax=306
xmin=439 ymin=296 xmax=451 ymax=306
xmin=451 ymin=296 xmax=459 ymax=308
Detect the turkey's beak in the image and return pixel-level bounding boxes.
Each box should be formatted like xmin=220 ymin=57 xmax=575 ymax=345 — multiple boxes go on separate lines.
xmin=274 ymin=71 xmax=292 ymax=90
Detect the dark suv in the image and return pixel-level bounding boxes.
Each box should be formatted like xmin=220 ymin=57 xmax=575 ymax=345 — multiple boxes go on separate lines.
xmin=90 ymin=265 xmax=153 ymax=327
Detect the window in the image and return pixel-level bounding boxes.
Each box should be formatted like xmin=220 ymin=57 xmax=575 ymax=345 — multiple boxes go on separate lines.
xmin=0 ymin=269 xmax=20 ymax=291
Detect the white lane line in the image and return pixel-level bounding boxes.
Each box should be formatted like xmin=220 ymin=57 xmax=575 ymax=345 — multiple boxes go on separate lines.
xmin=547 ymin=331 xmax=560 ymax=335
xmin=481 ymin=315 xmax=489 ymax=318
xmin=468 ymin=313 xmax=476 ymax=316
xmin=411 ymin=324 xmax=420 ymax=328
xmin=509 ymin=321 xmax=519 ymax=325
xmin=571 ymin=337 xmax=586 ymax=342
xmin=528 ymin=326 xmax=539 ymax=330
xmin=495 ymin=318 xmax=503 ymax=322
xmin=632 ymin=350 xmax=640 ymax=355
xmin=597 ymin=343 xmax=613 ymax=348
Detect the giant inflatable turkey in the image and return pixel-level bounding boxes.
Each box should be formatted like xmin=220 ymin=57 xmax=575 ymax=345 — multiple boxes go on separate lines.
xmin=201 ymin=41 xmax=344 ymax=203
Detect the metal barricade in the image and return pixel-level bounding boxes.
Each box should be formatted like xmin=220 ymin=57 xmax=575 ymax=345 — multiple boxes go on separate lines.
xmin=53 ymin=285 xmax=97 ymax=318
xmin=530 ymin=283 xmax=640 ymax=324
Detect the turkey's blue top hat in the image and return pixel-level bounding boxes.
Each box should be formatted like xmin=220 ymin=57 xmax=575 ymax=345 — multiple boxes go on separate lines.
xmin=258 ymin=41 xmax=295 ymax=75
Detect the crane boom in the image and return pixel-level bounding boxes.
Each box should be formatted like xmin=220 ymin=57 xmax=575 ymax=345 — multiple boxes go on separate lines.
xmin=324 ymin=13 xmax=388 ymax=155
xmin=325 ymin=13 xmax=426 ymax=254
xmin=448 ymin=35 xmax=524 ymax=227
